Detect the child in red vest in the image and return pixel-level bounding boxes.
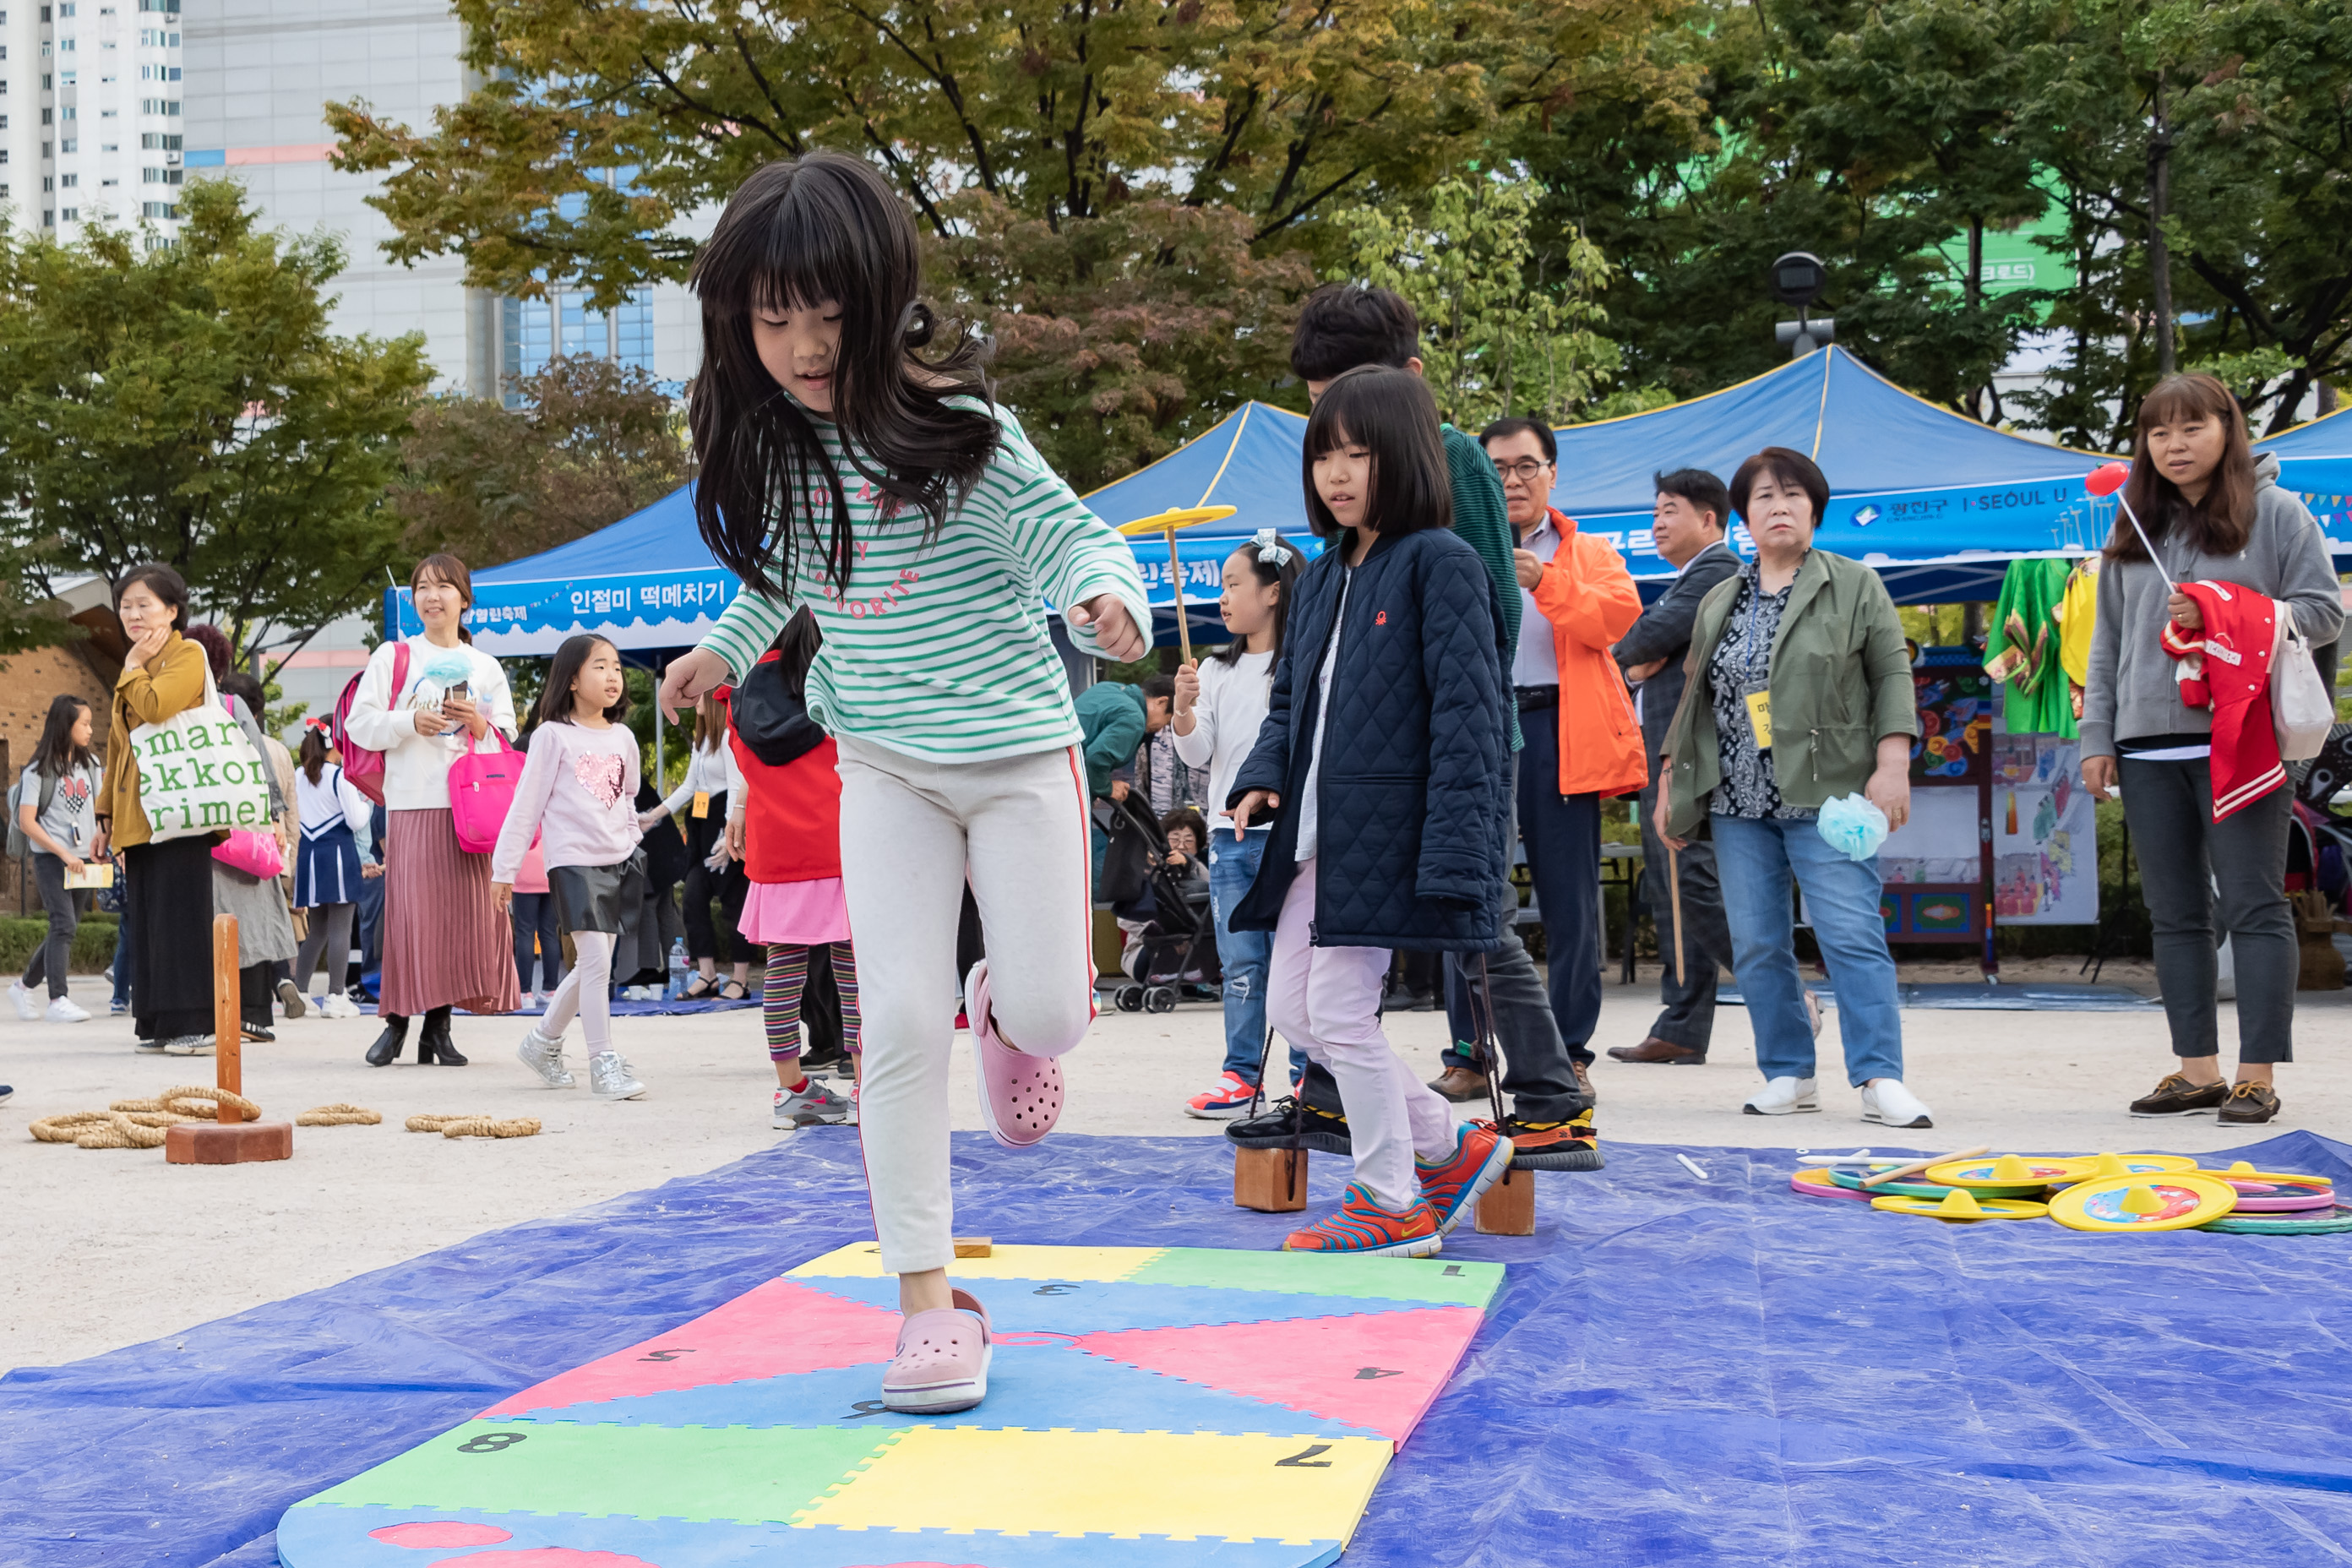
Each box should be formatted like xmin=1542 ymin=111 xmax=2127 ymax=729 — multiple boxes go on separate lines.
xmin=726 ymin=610 xmax=856 ymax=1130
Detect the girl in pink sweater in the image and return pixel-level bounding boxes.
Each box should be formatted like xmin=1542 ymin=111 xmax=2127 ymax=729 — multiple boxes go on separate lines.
xmin=492 ymin=635 xmax=650 ymax=1101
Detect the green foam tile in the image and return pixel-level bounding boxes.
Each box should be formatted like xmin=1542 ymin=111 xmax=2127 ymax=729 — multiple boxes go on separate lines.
xmin=1126 ymin=1248 xmax=1504 ymax=1308
xmin=311 ymin=1418 xmax=896 ymax=1523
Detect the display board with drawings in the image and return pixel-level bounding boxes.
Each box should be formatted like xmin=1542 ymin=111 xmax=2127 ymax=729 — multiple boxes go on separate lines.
xmin=1990 ymin=727 xmax=2099 ymax=924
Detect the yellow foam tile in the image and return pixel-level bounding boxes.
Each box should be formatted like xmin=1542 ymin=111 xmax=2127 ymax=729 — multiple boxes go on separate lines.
xmin=788 ymin=1243 xmax=1165 ymax=1283
xmin=791 ymin=1426 xmax=1390 ymax=1543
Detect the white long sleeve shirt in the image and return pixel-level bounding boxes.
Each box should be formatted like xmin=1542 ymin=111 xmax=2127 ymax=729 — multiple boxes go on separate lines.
xmin=340 ymin=637 xmax=519 ymax=812
xmin=1169 ymin=649 xmax=1276 ymax=830
xmin=656 ymin=732 xmax=743 ymax=818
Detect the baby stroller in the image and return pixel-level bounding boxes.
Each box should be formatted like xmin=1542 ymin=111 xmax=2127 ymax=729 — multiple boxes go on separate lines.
xmin=1099 ymin=794 xmax=1220 ymax=1015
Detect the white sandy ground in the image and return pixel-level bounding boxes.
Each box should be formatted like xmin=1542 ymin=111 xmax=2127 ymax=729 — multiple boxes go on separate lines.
xmin=3 ymin=960 xmax=2344 ymax=1371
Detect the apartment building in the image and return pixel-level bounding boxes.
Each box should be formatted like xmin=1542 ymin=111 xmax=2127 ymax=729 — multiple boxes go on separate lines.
xmin=1 ymin=0 xmax=186 ymax=242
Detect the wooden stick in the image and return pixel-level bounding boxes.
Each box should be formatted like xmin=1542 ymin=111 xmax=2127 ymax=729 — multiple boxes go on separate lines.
xmin=1859 ymin=1144 xmax=1990 ymax=1189
xmin=213 ymin=913 xmax=241 ymax=1124
xmin=1668 ymin=844 xmax=1685 ymax=988
xmin=1164 ymin=528 xmax=1192 ymax=663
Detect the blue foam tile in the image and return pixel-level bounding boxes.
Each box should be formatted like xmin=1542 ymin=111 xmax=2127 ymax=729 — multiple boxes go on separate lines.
xmin=787 ymin=1275 xmax=1424 ymax=1336
xmin=511 ymin=1342 xmax=1387 ymax=1440
xmin=278 ymin=1504 xmax=1343 ymax=1566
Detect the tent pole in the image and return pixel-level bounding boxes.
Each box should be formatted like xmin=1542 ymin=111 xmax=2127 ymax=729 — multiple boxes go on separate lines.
xmin=653 ymin=655 xmax=664 ymax=789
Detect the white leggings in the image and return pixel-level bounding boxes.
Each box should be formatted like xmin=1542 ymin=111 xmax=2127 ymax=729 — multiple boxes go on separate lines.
xmin=541 ymin=929 xmax=614 ymax=1056
xmin=836 ymin=734 xmax=1097 ymax=1275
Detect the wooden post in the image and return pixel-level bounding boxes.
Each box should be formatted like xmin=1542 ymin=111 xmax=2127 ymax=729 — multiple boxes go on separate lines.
xmin=166 ymin=912 xmax=294 ymax=1163
xmin=214 ymin=914 xmax=241 ymax=1122
xmin=1474 ymin=1166 xmax=1537 ymax=1235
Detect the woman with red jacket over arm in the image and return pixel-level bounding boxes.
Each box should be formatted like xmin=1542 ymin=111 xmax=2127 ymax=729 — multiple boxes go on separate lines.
xmin=726 ymin=610 xmax=856 ymax=1131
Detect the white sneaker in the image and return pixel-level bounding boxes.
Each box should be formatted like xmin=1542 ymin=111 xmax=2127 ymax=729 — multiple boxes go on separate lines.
xmin=773 ymin=1077 xmax=853 ymax=1129
xmin=9 ymin=981 xmax=40 ymax=1021
xmin=45 ymin=996 xmax=90 ymax=1023
xmin=589 ymin=1050 xmax=646 ymax=1100
xmin=321 ymin=993 xmax=362 ymax=1020
xmin=1861 ymin=1078 xmax=1934 ymax=1129
xmin=515 ymin=1026 xmax=574 ymax=1088
xmin=1743 ymin=1075 xmax=1819 ymax=1115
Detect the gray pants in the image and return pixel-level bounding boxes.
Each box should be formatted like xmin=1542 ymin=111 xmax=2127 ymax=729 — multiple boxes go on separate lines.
xmin=2120 ymin=754 xmax=2296 ymax=1064
xmin=291 ymin=901 xmax=357 ymax=999
xmin=1637 ymin=780 xmax=1734 ymax=1052
xmin=20 ymin=852 xmax=88 ymax=999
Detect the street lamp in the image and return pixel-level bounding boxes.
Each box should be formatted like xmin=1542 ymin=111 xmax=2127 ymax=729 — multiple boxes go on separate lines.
xmin=1771 ymin=251 xmax=1835 ymax=357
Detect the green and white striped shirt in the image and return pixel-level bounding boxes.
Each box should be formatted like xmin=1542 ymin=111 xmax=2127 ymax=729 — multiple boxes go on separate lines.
xmin=699 ymin=401 xmax=1150 ymax=764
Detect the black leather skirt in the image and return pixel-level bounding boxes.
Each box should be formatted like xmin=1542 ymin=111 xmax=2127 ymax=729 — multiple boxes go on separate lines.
xmin=548 ymin=849 xmax=648 ymax=936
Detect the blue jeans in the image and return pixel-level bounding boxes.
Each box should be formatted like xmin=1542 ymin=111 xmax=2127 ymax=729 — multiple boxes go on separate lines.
xmin=1207 ymin=827 xmax=1304 ymax=1084
xmin=1710 ymin=813 xmax=1903 ymax=1088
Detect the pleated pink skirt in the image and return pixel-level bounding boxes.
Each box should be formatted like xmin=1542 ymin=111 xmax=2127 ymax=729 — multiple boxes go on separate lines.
xmin=381 ymin=808 xmax=522 ymax=1017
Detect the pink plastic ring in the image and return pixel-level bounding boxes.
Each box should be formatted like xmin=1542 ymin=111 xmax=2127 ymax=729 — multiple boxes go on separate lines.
xmin=1791 ymin=1173 xmax=1870 ymax=1201
xmin=2227 ymin=1186 xmax=2336 ymax=1212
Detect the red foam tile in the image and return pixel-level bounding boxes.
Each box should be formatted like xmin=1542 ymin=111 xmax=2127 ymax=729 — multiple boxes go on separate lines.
xmin=479 ymin=1278 xmax=901 ymax=1418
xmin=1071 ymin=1305 xmax=1486 ymax=1445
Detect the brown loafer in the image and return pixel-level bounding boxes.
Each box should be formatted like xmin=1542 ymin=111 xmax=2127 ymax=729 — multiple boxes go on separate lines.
xmin=1607 ymin=1037 xmax=1707 ymax=1065
xmin=1427 ymin=1065 xmax=1487 ymax=1102
xmin=1573 ymin=1061 xmax=1597 ymax=1102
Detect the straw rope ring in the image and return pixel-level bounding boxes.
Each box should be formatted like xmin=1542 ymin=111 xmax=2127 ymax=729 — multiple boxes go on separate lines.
xmin=30 ymin=1110 xmax=115 ymax=1143
xmin=158 ymin=1085 xmax=260 ymax=1121
xmin=297 ymin=1103 xmax=384 ymax=1127
xmin=30 ymin=1110 xmax=171 ymax=1149
xmin=406 ymin=1113 xmax=540 ymax=1139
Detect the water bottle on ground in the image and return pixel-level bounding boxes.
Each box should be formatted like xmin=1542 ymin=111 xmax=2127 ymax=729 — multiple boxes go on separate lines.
xmin=667 ymin=939 xmax=689 ymax=1001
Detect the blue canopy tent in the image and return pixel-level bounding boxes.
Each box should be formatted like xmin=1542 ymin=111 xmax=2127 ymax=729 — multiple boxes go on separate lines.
xmin=2251 ymin=406 xmax=2352 ymax=569
xmin=1551 ymin=346 xmax=2119 ymax=605
xmin=386 ymin=402 xmax=1326 ymax=656
xmin=1075 ymin=400 xmax=1320 ymax=646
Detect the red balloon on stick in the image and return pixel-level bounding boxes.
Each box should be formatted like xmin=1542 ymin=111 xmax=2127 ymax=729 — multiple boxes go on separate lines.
xmin=2084 ymin=461 xmax=2130 ymax=498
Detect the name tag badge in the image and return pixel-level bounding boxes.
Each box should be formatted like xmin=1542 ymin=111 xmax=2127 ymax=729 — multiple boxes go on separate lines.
xmin=691 ymin=792 xmax=710 ymax=819
xmin=1741 ymin=683 xmax=1774 ymax=750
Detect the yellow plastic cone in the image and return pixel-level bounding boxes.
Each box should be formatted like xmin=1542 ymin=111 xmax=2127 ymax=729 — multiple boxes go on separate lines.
xmin=2120 ymin=1184 xmax=2168 ymax=1216
xmin=2087 ymin=1153 xmax=2132 ymax=1179
xmin=1936 ymin=1190 xmax=1986 ymax=1219
xmin=1990 ymin=1155 xmax=2033 ymax=1183
xmin=2225 ymin=1161 xmax=2257 ymax=1177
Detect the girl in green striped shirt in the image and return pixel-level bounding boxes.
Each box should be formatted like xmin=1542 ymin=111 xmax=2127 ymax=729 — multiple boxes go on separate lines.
xmin=658 ymin=153 xmax=1149 ymax=1418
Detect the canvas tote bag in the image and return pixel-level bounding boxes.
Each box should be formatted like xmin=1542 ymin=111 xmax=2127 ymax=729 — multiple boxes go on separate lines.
xmin=131 ymin=664 xmax=276 ymax=842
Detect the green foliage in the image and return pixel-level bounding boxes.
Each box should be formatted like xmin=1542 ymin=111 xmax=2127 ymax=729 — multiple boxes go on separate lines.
xmin=394 ymin=355 xmax=694 ymax=569
xmin=0 ymin=180 xmax=435 ymax=662
xmin=0 ymin=915 xmax=119 ymax=975
xmin=1335 ymin=175 xmax=1635 ymax=428
xmin=931 ymin=196 xmax=1313 ymax=491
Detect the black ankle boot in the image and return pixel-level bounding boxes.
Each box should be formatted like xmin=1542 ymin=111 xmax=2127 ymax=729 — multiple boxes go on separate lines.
xmin=366 ymin=1014 xmax=409 ymax=1067
xmin=418 ymin=1010 xmax=466 ymax=1065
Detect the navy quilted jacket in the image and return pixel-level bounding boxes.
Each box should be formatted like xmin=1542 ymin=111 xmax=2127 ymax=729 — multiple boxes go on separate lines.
xmin=1228 ymin=527 xmax=1511 ymax=951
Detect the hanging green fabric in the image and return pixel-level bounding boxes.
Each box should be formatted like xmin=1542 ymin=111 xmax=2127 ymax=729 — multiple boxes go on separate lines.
xmin=1984 ymin=556 xmax=2077 ymax=737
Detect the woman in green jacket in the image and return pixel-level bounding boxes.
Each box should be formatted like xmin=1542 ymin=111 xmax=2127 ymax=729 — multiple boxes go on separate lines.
xmin=1655 ymin=447 xmax=1930 ymax=1128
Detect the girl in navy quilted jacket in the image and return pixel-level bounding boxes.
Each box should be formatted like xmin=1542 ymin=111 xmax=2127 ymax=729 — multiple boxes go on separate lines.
xmin=1227 ymin=366 xmax=1517 ymax=1257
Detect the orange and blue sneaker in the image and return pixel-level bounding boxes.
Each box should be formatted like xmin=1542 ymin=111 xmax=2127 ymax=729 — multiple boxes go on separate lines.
xmin=1415 ymin=1122 xmax=1516 ymax=1234
xmin=1282 ymin=1182 xmax=1443 ymax=1258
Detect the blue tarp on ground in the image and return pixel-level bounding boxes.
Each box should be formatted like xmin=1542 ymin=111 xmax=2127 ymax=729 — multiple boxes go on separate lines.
xmin=8 ymin=1128 xmax=2352 ymax=1567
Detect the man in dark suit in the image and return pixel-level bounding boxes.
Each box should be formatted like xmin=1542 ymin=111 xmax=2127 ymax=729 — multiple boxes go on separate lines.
xmin=1609 ymin=470 xmax=1741 ymax=1064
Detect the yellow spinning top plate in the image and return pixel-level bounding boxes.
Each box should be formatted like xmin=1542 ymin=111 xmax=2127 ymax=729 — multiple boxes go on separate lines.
xmin=1925 ymin=1155 xmax=2094 ymax=1190
xmin=2194 ymin=1160 xmax=2330 ymax=1187
xmin=1871 ymin=1189 xmax=2048 ymax=1222
xmin=1118 ymin=505 xmax=1238 ymax=536
xmin=2047 ymin=1173 xmax=2238 ymax=1233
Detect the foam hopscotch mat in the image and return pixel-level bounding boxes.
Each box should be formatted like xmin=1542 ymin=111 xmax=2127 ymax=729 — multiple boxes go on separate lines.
xmin=275 ymin=1242 xmax=1505 ymax=1567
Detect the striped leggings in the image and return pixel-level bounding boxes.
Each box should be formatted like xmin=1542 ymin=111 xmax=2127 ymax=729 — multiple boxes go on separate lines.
xmin=765 ymin=940 xmax=860 ymax=1062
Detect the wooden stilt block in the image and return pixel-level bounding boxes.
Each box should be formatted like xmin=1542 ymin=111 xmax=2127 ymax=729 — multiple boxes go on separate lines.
xmin=952 ymin=1238 xmax=994 ymax=1258
xmin=166 ymin=912 xmax=293 ymax=1164
xmin=1233 ymin=1146 xmax=1309 ymax=1212
xmin=1474 ymin=1165 xmax=1536 ymax=1235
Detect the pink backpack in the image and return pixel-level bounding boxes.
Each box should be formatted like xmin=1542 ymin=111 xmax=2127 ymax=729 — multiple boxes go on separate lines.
xmin=332 ymin=641 xmax=409 ymax=806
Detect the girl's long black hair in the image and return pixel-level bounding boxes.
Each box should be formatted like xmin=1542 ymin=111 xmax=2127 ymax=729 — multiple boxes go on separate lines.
xmin=689 ymin=152 xmax=998 ymax=601
xmin=771 ymin=606 xmax=824 ymax=698
xmin=538 ymin=635 xmax=629 ymax=728
xmin=1211 ymin=534 xmax=1303 ymax=668
xmin=298 ymin=722 xmax=330 ymax=785
xmin=1301 ymin=366 xmax=1452 ymax=544
xmin=29 ymin=694 xmax=94 ymax=777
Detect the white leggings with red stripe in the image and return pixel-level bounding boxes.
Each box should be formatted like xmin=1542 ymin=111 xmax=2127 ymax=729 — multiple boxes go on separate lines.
xmin=835 ymin=735 xmax=1097 ymax=1275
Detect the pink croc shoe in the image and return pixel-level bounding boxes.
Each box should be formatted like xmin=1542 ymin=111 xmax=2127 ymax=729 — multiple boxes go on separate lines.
xmin=880 ymin=1288 xmax=993 ymax=1413
xmin=966 ymin=960 xmax=1063 ymax=1148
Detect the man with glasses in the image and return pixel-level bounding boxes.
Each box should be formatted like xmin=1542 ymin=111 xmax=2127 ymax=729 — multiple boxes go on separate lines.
xmin=1448 ymin=416 xmax=1646 ymax=1108
xmin=1609 ymin=469 xmax=1741 ymax=1064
